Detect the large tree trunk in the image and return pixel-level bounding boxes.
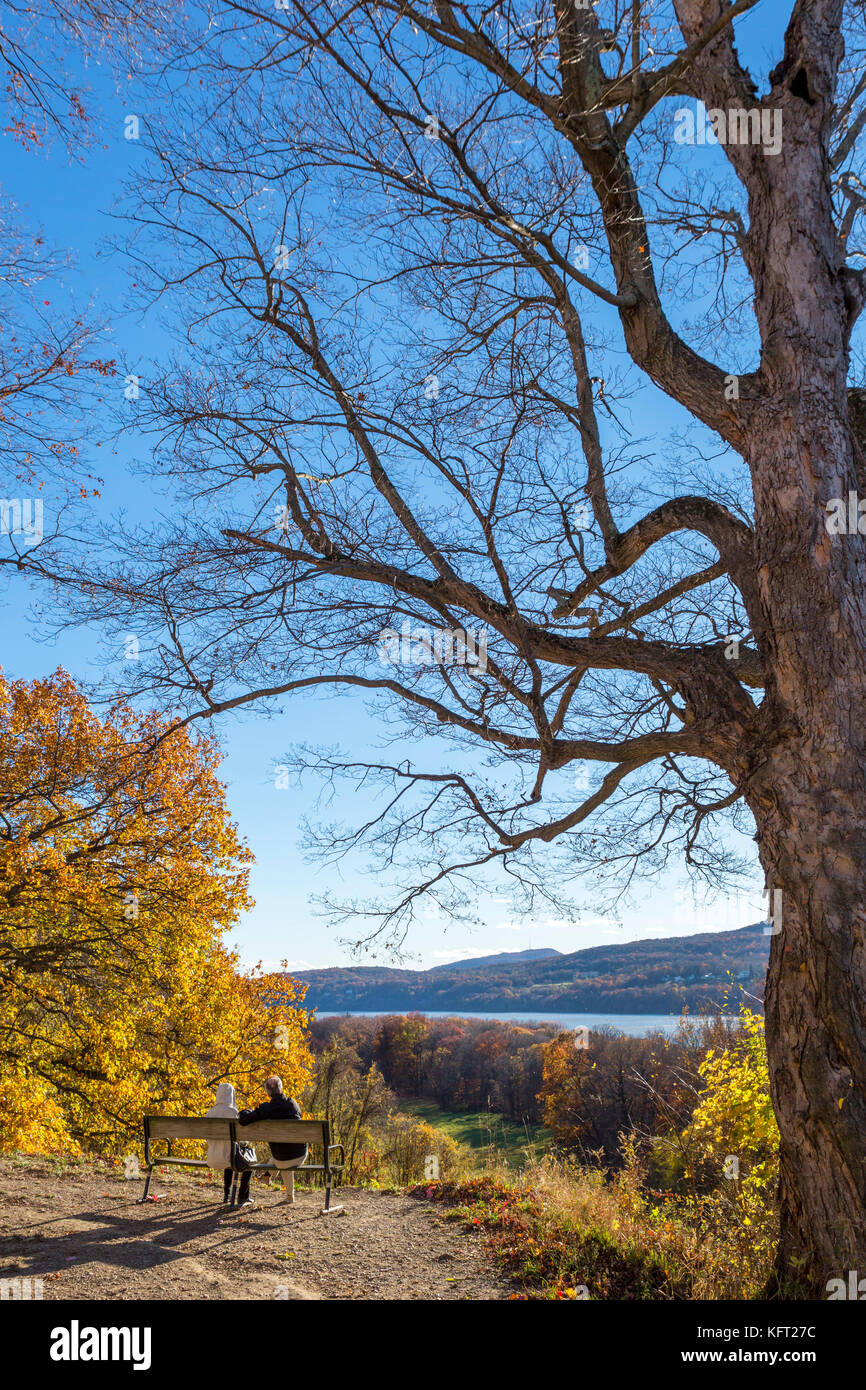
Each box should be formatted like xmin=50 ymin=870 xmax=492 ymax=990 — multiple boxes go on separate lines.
xmin=727 ymin=18 xmax=866 ymax=1288
xmin=743 ymin=390 xmax=866 ymax=1295
xmin=749 ymin=755 xmax=866 ymax=1295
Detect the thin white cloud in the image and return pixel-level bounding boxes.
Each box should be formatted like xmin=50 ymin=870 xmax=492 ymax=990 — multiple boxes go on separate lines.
xmin=495 ymin=916 xmax=622 ymax=932
xmin=433 ymin=948 xmax=498 ymax=963
xmin=239 ymin=957 xmax=315 ymax=973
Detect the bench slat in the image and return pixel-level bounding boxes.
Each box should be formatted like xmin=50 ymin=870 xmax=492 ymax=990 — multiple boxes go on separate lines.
xmin=146 ymin=1117 xmax=326 ymax=1144
xmin=150 ymin=1156 xmax=210 ymax=1166
xmin=148 ymin=1117 xmax=232 ymax=1140
xmin=236 ymin=1121 xmax=325 ymax=1143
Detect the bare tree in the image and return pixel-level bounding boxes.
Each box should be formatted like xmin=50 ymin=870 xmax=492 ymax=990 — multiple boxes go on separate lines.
xmin=0 ymin=0 xmax=178 ymax=577
xmin=0 ymin=0 xmax=176 ymax=143
xmin=64 ymin=0 xmax=866 ymax=1292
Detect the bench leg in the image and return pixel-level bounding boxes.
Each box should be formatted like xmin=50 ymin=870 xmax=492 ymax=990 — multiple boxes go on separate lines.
xmin=228 ymin=1171 xmax=240 ymax=1208
xmin=319 ymin=1176 xmax=343 ymax=1217
xmin=138 ymin=1167 xmax=154 ymax=1203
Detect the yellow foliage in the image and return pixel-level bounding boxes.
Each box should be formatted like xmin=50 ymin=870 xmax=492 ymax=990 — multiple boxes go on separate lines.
xmin=0 ymin=1073 xmax=74 ymax=1155
xmin=384 ymin=1115 xmax=462 ymax=1185
xmin=0 ymin=669 xmax=313 ymax=1155
xmin=681 ymin=1009 xmax=779 ymax=1255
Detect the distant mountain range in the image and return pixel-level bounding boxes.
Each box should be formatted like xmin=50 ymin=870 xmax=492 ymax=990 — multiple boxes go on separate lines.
xmin=293 ymin=924 xmax=770 ymax=1015
xmin=429 ymin=948 xmax=562 ymax=972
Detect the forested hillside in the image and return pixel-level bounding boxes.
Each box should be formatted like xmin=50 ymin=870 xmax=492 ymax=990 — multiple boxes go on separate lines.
xmin=429 ymin=948 xmax=562 ymax=972
xmin=296 ymin=924 xmax=769 ymax=1015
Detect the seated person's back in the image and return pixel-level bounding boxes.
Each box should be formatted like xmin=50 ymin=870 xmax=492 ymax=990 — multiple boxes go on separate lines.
xmin=238 ymin=1082 xmax=307 ymax=1163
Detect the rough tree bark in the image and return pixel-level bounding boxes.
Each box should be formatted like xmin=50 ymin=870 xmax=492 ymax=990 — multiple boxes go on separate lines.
xmin=715 ymin=2 xmax=866 ymax=1292
xmin=576 ymin=0 xmax=866 ymax=1290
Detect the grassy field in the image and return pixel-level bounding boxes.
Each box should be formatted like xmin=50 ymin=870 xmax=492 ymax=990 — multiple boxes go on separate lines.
xmin=397 ymin=1100 xmax=551 ymax=1170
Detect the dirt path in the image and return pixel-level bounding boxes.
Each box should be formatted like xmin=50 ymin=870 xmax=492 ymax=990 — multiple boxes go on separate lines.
xmin=0 ymin=1159 xmax=512 ymax=1301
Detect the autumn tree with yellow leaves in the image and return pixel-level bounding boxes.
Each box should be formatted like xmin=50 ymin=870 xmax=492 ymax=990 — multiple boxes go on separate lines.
xmin=0 ymin=668 xmax=312 ymax=1155
xmin=679 ymin=1011 xmax=779 ymax=1247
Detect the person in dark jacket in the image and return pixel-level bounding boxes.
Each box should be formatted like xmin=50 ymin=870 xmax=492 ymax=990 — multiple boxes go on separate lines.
xmin=238 ymin=1075 xmax=308 ymax=1204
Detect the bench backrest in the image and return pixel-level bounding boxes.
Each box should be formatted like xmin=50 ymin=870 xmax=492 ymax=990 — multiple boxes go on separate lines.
xmin=236 ymin=1121 xmax=325 ymax=1144
xmin=145 ymin=1116 xmax=327 ymax=1144
xmin=147 ymin=1117 xmax=232 ymax=1141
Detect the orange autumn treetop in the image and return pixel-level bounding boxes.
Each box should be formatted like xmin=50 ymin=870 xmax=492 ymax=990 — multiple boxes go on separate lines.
xmin=0 ymin=666 xmax=251 ymax=939
xmin=0 ymin=668 xmax=312 ymax=1154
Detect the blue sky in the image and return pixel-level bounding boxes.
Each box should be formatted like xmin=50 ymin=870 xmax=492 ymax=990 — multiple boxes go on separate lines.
xmin=0 ymin=3 xmax=791 ymax=969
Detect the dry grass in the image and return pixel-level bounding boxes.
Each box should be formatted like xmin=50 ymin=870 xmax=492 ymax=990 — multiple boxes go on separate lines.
xmin=411 ymin=1151 xmax=775 ymax=1300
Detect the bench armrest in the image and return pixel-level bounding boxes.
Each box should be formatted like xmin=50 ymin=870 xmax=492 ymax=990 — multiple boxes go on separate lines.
xmin=327 ymin=1143 xmax=345 ymax=1169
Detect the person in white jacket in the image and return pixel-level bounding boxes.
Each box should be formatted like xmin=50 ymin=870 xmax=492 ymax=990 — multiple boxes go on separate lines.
xmin=206 ymin=1082 xmax=252 ymax=1207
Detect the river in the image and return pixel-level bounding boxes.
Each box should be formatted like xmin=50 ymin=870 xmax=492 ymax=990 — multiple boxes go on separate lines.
xmin=316 ymin=1008 xmax=728 ymax=1036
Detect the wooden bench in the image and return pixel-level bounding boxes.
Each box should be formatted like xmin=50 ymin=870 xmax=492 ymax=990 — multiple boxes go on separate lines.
xmin=140 ymin=1116 xmax=345 ymax=1214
